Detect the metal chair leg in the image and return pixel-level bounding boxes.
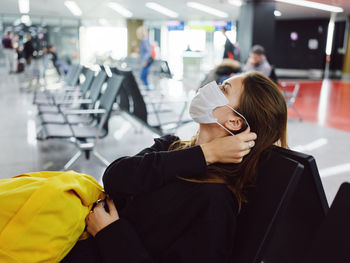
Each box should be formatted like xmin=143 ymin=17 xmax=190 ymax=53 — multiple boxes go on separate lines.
xmin=63 ymin=151 xmax=82 ymax=170
xmin=292 ymin=105 xmax=303 ymax=121
xmin=93 ymin=150 xmax=111 ymax=166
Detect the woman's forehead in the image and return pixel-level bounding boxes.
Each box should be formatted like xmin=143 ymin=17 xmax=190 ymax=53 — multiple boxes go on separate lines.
xmin=224 ymin=74 xmax=244 ymax=87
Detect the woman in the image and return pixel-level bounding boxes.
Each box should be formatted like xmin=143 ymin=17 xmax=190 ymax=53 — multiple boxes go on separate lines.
xmin=63 ymin=71 xmax=287 ymax=262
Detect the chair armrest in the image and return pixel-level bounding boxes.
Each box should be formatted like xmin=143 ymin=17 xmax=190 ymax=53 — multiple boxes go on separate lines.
xmin=147 ymin=99 xmax=188 ymax=105
xmin=56 ymin=99 xmax=92 ymax=105
xmin=63 ymin=109 xmax=106 ymax=115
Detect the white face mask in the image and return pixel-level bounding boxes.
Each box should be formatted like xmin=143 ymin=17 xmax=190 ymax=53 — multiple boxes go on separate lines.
xmin=189 ymin=81 xmax=250 ymax=135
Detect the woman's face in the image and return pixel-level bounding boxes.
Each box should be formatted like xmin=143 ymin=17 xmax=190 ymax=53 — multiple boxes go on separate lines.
xmin=212 ymin=74 xmax=245 ymax=123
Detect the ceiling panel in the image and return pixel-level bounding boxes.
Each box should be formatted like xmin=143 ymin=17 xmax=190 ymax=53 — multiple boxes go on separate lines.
xmin=1 ymin=0 xmax=349 ymax=22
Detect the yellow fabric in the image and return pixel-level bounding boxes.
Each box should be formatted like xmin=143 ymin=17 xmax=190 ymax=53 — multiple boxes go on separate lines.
xmin=0 ymin=170 xmax=105 ymax=263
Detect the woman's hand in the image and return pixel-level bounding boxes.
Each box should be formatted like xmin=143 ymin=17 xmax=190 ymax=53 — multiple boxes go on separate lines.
xmin=86 ymin=198 xmax=119 ymax=237
xmin=200 ymin=127 xmax=257 ymax=165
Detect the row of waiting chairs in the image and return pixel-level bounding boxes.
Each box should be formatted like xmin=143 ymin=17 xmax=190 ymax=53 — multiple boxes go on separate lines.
xmin=34 ymin=65 xmax=123 ymax=169
xmin=34 ymin=64 xmax=191 ymax=170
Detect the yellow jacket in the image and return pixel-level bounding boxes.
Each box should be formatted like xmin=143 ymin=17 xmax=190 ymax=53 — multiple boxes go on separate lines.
xmin=0 ymin=170 xmax=105 ymax=263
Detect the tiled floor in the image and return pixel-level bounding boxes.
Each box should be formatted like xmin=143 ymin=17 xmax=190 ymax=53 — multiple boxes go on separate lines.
xmin=0 ymin=68 xmax=349 ymax=206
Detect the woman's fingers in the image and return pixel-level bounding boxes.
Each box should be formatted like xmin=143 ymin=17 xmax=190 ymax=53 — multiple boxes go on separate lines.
xmin=201 ymin=128 xmax=257 ymax=165
xmin=85 ymin=199 xmax=120 ymax=237
xmin=106 ymin=198 xmax=119 ymax=217
xmin=230 ymin=149 xmax=251 ymax=163
xmin=242 ymin=126 xmax=250 ymax=133
xmin=237 ymin=131 xmax=257 ymax=142
xmin=247 ymin=140 xmax=255 ymax=149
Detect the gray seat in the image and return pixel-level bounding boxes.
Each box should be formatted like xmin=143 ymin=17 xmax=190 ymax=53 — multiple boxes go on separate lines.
xmin=232 ymin=148 xmax=304 ymax=263
xmin=39 ymin=75 xmax=124 ymax=170
xmin=262 ymin=147 xmax=329 ymax=262
xmin=302 ymin=182 xmax=350 ymax=263
xmin=37 ymin=70 xmax=107 ymax=125
xmin=33 ymin=64 xmax=83 ymax=105
xmin=111 ymin=67 xmax=192 ymax=135
xmin=233 ymin=147 xmax=329 ymax=263
xmin=37 ymin=68 xmax=95 ymax=114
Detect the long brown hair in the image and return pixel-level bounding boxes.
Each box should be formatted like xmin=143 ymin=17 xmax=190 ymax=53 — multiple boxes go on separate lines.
xmin=169 ymin=71 xmax=288 ymax=210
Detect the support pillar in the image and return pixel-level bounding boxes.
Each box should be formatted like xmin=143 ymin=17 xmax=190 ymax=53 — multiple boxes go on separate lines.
xmin=127 ymin=19 xmax=143 ymax=56
xmin=342 ymin=16 xmax=350 ymax=80
xmin=237 ymin=1 xmax=276 ymax=64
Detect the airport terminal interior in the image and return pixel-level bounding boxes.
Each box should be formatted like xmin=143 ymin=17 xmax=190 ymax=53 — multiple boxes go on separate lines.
xmin=1 ymin=0 xmax=350 ymax=261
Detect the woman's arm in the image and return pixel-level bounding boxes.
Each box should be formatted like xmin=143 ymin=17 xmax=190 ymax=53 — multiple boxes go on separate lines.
xmin=103 ymin=135 xmax=207 ymax=198
xmin=103 ymin=130 xmax=257 ymax=199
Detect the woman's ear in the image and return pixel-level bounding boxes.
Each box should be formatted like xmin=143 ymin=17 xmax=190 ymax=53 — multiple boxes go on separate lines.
xmin=224 ymin=117 xmax=243 ymax=132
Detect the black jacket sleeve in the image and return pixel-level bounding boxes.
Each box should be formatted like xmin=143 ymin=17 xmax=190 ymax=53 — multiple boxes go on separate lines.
xmin=94 ymin=186 xmax=237 ymax=263
xmin=103 ymin=135 xmax=207 ymax=199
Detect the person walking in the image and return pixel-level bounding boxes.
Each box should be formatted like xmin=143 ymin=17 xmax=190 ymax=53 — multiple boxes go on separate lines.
xmin=136 ymin=26 xmax=153 ymax=90
xmin=221 ymin=28 xmax=239 ymax=60
xmin=2 ymin=31 xmax=17 ymax=74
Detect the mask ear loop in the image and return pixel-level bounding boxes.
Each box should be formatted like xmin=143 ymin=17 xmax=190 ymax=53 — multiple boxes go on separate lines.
xmin=225 ymin=105 xmax=250 ymax=129
xmin=216 ymin=121 xmax=235 ymax=136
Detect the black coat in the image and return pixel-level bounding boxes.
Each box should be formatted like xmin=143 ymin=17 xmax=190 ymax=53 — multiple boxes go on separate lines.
xmin=23 ymin=40 xmax=34 ymax=59
xmin=63 ymin=135 xmax=238 ymax=263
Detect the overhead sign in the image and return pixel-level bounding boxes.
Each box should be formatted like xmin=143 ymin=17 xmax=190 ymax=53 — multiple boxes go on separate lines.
xmin=214 ymin=21 xmax=232 ymax=31
xmin=167 ymin=21 xmax=184 ymax=31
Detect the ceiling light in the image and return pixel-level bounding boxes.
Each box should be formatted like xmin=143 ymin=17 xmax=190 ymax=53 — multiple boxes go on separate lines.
xmin=228 ymin=0 xmax=242 ymax=7
xmin=99 ymin=18 xmax=110 ymax=26
xmin=275 ymin=0 xmax=343 ymax=13
xmin=18 ymin=0 xmax=29 ymax=14
xmin=107 ymin=2 xmax=133 ymax=18
xmin=274 ymin=10 xmax=282 ymax=16
xmin=21 ymin=15 xmax=31 ymax=25
xmin=145 ymin=2 xmax=179 ymax=18
xmin=325 ymin=12 xmax=336 ymax=55
xmin=64 ymin=1 xmax=82 ymax=16
xmin=187 ymin=2 xmax=228 ymax=18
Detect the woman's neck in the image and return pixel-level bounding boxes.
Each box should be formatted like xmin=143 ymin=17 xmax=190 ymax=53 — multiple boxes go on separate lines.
xmin=196 ymin=123 xmax=227 ymax=145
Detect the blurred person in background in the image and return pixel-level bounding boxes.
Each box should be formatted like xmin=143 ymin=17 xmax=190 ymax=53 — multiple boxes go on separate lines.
xmin=200 ymin=59 xmax=241 ymax=87
xmin=48 ymin=44 xmax=60 ymax=75
xmin=48 ymin=44 xmax=69 ymax=76
xmin=12 ymin=34 xmax=19 ymax=50
xmin=2 ymin=31 xmax=17 ymax=74
xmin=243 ymin=45 xmax=271 ymax=77
xmin=151 ymin=41 xmax=160 ymax=60
xmin=221 ymin=27 xmax=240 ymax=61
xmin=16 ymin=45 xmax=25 ymax=73
xmin=136 ymin=26 xmax=153 ymax=90
xmin=23 ymin=33 xmax=34 ymax=65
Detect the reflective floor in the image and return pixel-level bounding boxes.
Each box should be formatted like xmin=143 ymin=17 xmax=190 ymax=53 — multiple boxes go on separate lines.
xmin=0 ymin=67 xmax=349 ymax=206
xmin=283 ymin=80 xmax=350 ymax=132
